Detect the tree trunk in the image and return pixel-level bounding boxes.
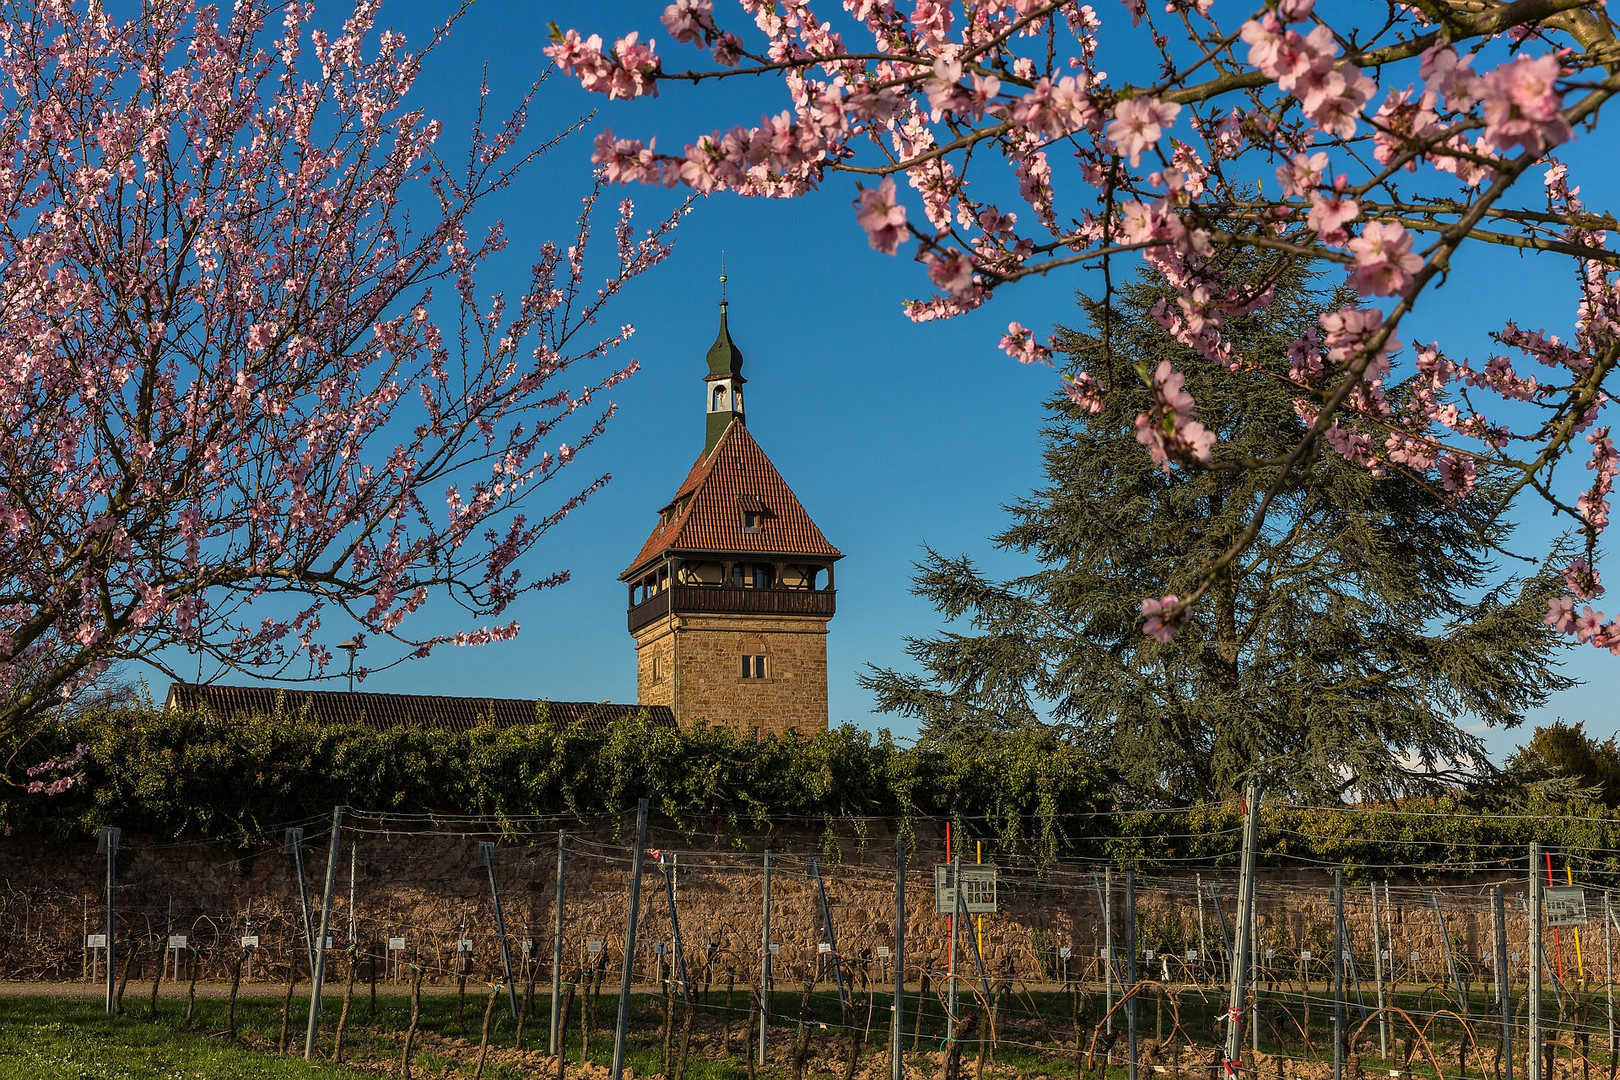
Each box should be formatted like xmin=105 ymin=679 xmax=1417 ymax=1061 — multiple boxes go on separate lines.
xmin=277 ymin=955 xmax=299 ymax=1054
xmin=114 ymin=938 xmax=137 ymax=1016
xmin=475 ymin=982 xmax=500 ymax=1080
xmin=334 ymin=951 xmax=358 ymax=1063
xmin=557 ymin=978 xmax=578 ymax=1080
xmin=225 ymin=950 xmax=245 ymax=1039
xmin=401 ymin=962 xmax=424 ymax=1080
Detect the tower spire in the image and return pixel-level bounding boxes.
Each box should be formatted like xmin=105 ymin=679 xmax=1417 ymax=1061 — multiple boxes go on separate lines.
xmin=704 ymin=261 xmax=745 ymax=455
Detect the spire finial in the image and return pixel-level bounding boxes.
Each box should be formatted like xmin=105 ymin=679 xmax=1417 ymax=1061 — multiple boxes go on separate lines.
xmin=719 ymin=251 xmax=728 ymax=308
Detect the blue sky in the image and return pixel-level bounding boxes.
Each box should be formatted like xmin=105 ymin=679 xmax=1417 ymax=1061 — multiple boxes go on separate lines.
xmin=149 ymin=0 xmax=1618 ymax=763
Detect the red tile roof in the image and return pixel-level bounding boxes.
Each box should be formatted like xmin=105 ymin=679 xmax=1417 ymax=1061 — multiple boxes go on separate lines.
xmin=164 ymin=683 xmax=675 ymax=734
xmin=622 ymin=421 xmax=841 ymax=580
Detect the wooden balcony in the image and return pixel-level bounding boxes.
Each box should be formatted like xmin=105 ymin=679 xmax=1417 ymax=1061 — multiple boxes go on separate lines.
xmin=627 ymin=584 xmax=837 ymax=633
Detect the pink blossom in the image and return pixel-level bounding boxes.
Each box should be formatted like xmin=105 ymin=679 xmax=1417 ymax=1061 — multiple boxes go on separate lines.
xmin=1575 ymin=606 xmax=1606 ymax=644
xmin=1437 ymin=452 xmax=1477 ymax=494
xmin=1107 ymin=97 xmax=1180 ymax=167
xmin=1063 ymin=371 xmax=1106 ymax=413
xmin=1275 ymin=151 xmax=1328 ymax=198
xmin=1306 ymin=189 xmax=1359 ymax=244
xmin=1420 ymin=43 xmax=1478 ymax=110
xmin=1141 ymin=595 xmax=1183 ymax=643
xmin=1346 ymin=221 xmax=1422 ymax=297
xmin=925 ymin=249 xmax=977 ymax=296
xmin=854 ymin=178 xmax=908 ymax=254
xmin=1000 ymin=321 xmax=1052 ymax=365
xmin=1135 ymin=359 xmax=1216 ymax=469
xmin=1478 ymin=54 xmax=1571 ymax=156
xmin=661 ymin=0 xmax=715 ymax=44
xmin=1545 ymin=595 xmax=1578 ymax=632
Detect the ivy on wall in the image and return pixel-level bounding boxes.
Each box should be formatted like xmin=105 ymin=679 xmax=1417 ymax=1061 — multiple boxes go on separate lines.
xmin=5 ymin=707 xmax=1618 ymax=876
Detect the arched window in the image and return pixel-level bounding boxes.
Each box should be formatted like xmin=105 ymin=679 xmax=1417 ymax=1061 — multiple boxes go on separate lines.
xmin=712 ymin=384 xmax=727 ymax=411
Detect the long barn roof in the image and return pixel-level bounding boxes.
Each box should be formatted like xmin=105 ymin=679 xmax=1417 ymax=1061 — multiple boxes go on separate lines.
xmin=165 ymin=683 xmax=675 ymax=734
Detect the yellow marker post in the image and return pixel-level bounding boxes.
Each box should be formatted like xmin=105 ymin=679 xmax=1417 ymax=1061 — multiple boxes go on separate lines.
xmin=1569 ymin=864 xmax=1588 ymax=984
xmin=975 ymin=841 xmax=984 ymax=956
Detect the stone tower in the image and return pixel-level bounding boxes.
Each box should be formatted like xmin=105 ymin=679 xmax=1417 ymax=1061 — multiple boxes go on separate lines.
xmin=621 ymin=291 xmax=841 ymax=736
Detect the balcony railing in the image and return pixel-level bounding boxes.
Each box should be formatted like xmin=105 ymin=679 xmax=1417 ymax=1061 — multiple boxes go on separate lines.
xmin=627 ymin=584 xmax=837 ymax=633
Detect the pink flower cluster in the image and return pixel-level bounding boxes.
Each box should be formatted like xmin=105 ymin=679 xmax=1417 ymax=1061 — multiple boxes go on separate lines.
xmin=545 ymin=30 xmax=662 ymax=101
xmin=1140 ymin=595 xmax=1184 ymax=643
xmin=1134 ymin=361 xmax=1216 ymax=470
xmin=1239 ymin=1 xmax=1374 ymax=139
xmin=999 ymin=321 xmax=1052 ymax=365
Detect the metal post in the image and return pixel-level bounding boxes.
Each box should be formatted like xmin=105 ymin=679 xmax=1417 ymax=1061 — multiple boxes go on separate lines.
xmin=1211 ymin=884 xmax=1234 ymax=985
xmin=1251 ymin=881 xmax=1261 ymax=1054
xmin=1333 ymin=869 xmax=1344 ymax=1080
xmin=1222 ymin=780 xmax=1260 ymax=1078
xmin=892 ymin=834 xmax=906 ymax=1080
xmin=285 ymin=827 xmax=316 ymax=974
xmin=1530 ymin=842 xmax=1543 ymax=1080
xmin=1127 ymin=869 xmax=1138 ymax=1080
xmin=1371 ymin=883 xmax=1388 ymax=1059
xmin=551 ymin=831 xmax=566 ymax=1055
xmin=661 ymin=857 xmax=692 ymax=1001
xmin=98 ymin=827 xmax=119 ymax=1015
xmin=304 ymin=806 xmax=345 ymax=1060
xmin=1433 ymin=892 xmax=1468 ymax=1016
xmin=479 ymin=841 xmax=520 ymax=1018
xmin=1495 ymin=885 xmax=1512 ymax=1080
xmin=610 ymin=799 xmax=649 ymax=1080
xmin=1103 ymin=868 xmax=1114 ymax=1037
xmin=949 ymin=855 xmax=960 ymax=1040
xmin=954 ymin=882 xmax=994 ymax=1010
xmin=1197 ymin=874 xmax=1208 ymax=984
xmin=1606 ymin=893 xmax=1615 ymax=1064
xmin=810 ymin=856 xmax=848 ymax=1019
xmin=348 ymin=842 xmax=357 ymax=947
xmin=760 ymin=848 xmax=772 ymax=1068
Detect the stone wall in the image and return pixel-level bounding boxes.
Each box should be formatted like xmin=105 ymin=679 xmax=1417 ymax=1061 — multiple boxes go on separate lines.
xmin=635 ymin=613 xmax=830 ymax=736
xmin=0 ymin=816 xmax=1560 ymax=991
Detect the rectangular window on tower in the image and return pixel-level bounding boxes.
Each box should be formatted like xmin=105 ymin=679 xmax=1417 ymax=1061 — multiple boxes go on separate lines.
xmin=740 ymin=655 xmax=767 ymax=679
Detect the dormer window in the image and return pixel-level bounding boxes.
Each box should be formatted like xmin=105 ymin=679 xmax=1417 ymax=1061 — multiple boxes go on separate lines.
xmin=742 ymin=511 xmax=762 ymax=532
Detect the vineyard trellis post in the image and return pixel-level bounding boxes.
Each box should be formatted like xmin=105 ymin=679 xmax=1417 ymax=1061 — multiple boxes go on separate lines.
xmin=1222 ymin=780 xmax=1259 ymax=1079
xmin=810 ymin=855 xmax=848 ymax=1020
xmin=1333 ymin=868 xmax=1344 ymax=1080
xmin=760 ymin=847 xmax=772 ymax=1068
xmin=1251 ymin=882 xmax=1261 ymax=1054
xmin=1529 ymin=842 xmax=1543 ymax=1080
xmin=611 ymin=798 xmax=649 ymax=1080
xmin=1100 ymin=868 xmax=1114 ymax=1040
xmin=97 ymin=826 xmax=119 ymax=1015
xmin=892 ymin=832 xmax=905 ymax=1080
xmin=1606 ymin=893 xmax=1615 ymax=1062
xmin=285 ymin=827 xmax=316 ymax=975
xmin=1433 ymin=892 xmax=1467 ymax=1016
xmin=304 ymin=805 xmax=345 ymax=1060
xmin=660 ymin=854 xmax=692 ymax=1002
xmin=1127 ymin=868 xmax=1138 ymax=1080
xmin=1372 ymin=882 xmax=1388 ymax=1058
xmin=1494 ymin=884 xmax=1513 ymax=1080
xmin=476 ymin=841 xmax=519 ymax=1018
xmin=551 ymin=830 xmax=566 ymax=1055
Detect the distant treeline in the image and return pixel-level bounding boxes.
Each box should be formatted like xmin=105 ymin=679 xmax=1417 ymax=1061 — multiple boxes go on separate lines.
xmin=4 ymin=706 xmax=1618 ymax=875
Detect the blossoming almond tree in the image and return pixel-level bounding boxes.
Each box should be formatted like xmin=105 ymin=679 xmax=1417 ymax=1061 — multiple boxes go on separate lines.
xmin=548 ymin=0 xmax=1620 ymax=652
xmin=0 ymin=0 xmax=680 ymax=771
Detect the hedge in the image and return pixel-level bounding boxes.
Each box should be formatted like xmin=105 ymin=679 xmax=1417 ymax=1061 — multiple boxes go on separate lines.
xmin=5 ymin=707 xmax=1619 ymax=877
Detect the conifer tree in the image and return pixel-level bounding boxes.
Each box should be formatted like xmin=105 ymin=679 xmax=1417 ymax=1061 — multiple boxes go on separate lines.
xmin=863 ymin=257 xmax=1572 ymax=804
